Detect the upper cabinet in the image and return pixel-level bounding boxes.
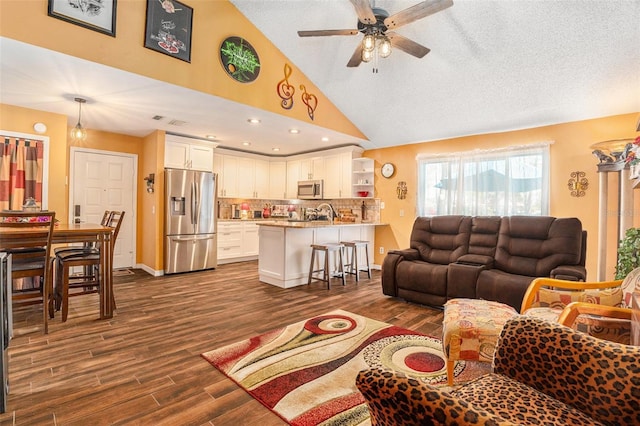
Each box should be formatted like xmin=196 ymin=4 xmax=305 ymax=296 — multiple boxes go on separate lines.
xmin=164 ymin=134 xmax=215 ymax=171
xmin=269 ymin=161 xmax=287 ymax=199
xmin=324 ymin=152 xmax=353 ymax=199
xmin=216 ymin=146 xmax=363 ymax=200
xmin=214 ymin=151 xmax=274 ymax=199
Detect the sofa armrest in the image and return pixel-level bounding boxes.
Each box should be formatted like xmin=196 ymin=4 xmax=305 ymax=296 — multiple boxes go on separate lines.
xmin=550 ymin=265 xmax=587 ymax=281
xmin=455 ymin=253 xmax=494 ymax=268
xmin=447 ymin=262 xmax=486 ymax=299
xmin=387 ymin=248 xmax=420 ymax=261
xmin=381 ymin=249 xmax=419 ymax=296
xmin=493 ymin=316 xmax=640 ymax=424
xmin=356 ymin=368 xmax=514 ymax=426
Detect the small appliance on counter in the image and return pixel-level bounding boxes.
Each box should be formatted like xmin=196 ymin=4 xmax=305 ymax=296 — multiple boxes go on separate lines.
xmin=271 ymin=204 xmax=290 ymax=218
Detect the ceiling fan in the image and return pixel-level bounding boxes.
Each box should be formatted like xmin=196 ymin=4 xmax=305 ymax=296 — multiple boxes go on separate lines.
xmin=298 ymin=0 xmax=454 ymax=69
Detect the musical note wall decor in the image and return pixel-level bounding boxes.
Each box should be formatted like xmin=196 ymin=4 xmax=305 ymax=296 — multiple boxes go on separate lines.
xmin=276 ymin=64 xmax=295 ymax=110
xmin=300 ymin=84 xmax=318 ymax=121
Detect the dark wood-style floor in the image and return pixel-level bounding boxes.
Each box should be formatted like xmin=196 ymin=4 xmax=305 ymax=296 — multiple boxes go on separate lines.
xmin=1 ymin=261 xmax=444 ymax=425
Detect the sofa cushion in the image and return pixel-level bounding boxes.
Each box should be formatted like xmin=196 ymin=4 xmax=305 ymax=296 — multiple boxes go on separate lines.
xmin=494 ymin=216 xmax=583 ymax=277
xmin=476 ymin=269 xmax=535 ymax=310
xmin=468 ymin=216 xmax=501 ymax=257
xmin=395 ymin=260 xmax=448 ymax=296
xmin=409 ymin=216 xmax=471 ymax=265
xmin=453 ymin=374 xmax=602 ymax=425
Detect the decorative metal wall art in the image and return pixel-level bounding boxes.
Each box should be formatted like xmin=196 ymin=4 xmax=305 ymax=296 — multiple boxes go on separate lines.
xmin=299 ymin=84 xmax=318 ymax=120
xmin=568 ymin=171 xmax=588 ymax=197
xmin=220 ymin=36 xmax=261 ymax=82
xmin=397 ymin=181 xmax=407 ymax=199
xmin=277 ymin=64 xmax=295 ymax=109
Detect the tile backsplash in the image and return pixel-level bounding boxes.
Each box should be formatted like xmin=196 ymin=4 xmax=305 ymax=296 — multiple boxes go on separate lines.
xmin=218 ymin=198 xmax=380 ymax=223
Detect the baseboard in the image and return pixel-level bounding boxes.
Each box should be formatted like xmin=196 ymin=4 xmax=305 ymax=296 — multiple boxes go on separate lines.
xmin=136 ymin=263 xmax=164 ymax=277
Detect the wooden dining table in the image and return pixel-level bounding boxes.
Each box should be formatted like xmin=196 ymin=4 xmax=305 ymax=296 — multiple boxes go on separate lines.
xmin=52 ymin=223 xmax=115 ymax=319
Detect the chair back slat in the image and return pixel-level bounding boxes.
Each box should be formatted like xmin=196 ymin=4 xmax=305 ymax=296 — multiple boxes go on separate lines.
xmin=106 ymin=211 xmax=125 ymax=244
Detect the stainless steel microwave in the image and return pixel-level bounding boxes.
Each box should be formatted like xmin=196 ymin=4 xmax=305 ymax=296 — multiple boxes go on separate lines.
xmin=297 ymin=180 xmax=323 ymax=199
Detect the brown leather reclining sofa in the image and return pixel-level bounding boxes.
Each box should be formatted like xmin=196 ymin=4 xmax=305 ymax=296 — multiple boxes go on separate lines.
xmin=381 ymin=215 xmax=586 ymax=310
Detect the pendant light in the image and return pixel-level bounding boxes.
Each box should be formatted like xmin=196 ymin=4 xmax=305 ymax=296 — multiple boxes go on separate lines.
xmin=70 ymin=97 xmax=87 ymax=141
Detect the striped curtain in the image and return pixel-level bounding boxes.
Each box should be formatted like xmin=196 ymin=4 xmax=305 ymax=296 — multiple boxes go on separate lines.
xmin=0 ymin=136 xmax=44 ymax=211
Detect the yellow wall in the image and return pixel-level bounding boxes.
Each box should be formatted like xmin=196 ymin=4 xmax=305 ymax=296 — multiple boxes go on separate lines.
xmin=2 ymin=1 xmax=639 ymax=278
xmin=0 ymin=0 xmax=365 ymax=140
xmin=365 ymin=112 xmax=640 ymax=280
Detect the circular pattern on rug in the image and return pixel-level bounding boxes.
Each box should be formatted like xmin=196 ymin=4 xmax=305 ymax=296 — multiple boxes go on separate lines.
xmin=362 ymin=335 xmax=465 ymax=384
xmin=304 ymin=314 xmax=357 ymax=335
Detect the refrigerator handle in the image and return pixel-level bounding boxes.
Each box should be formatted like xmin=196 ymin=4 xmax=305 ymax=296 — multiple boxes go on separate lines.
xmin=194 ymin=182 xmax=199 ymax=225
xmin=191 ymin=182 xmax=197 ymax=225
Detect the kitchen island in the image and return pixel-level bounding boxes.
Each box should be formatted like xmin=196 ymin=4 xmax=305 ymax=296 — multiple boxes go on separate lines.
xmin=257 ymin=221 xmax=380 ymax=288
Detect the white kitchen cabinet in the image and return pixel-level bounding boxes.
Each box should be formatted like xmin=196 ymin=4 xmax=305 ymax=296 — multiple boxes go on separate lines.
xmin=285 ymin=160 xmax=301 ymax=198
xmin=269 ymin=161 xmax=287 ymax=199
xmin=237 ymin=157 xmax=256 ymax=198
xmin=217 ymin=222 xmax=243 ymax=261
xmin=217 ymin=220 xmax=260 ymax=264
xmin=216 ymin=152 xmax=271 ymax=199
xmin=254 ymin=159 xmax=270 ymax=199
xmin=323 ymin=152 xmax=353 ymax=199
xmin=242 ymin=221 xmax=260 ymax=256
xmin=165 ymin=135 xmax=214 ymax=171
xmin=300 ymin=157 xmax=324 ymax=180
xmin=220 ymin=154 xmax=239 ymax=197
xmin=258 ymin=223 xmax=375 ymax=288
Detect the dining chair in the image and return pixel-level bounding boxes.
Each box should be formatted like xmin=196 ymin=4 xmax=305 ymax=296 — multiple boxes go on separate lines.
xmin=0 ymin=211 xmax=56 ymax=334
xmin=53 ymin=211 xmax=124 ymax=322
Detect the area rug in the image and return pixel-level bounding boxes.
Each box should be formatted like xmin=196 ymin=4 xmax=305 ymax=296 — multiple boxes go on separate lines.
xmin=201 ymin=309 xmax=490 ymax=426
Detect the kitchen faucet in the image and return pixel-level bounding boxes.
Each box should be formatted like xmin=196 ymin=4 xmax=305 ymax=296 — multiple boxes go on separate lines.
xmin=316 ymin=203 xmax=335 ymax=224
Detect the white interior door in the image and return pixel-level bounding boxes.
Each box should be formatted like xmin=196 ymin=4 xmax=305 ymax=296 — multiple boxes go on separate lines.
xmin=70 ymin=148 xmax=137 ymax=269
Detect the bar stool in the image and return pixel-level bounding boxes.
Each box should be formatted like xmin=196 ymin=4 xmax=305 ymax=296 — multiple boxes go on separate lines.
xmin=340 ymin=240 xmax=371 ymax=282
xmin=308 ymin=243 xmax=346 ymax=289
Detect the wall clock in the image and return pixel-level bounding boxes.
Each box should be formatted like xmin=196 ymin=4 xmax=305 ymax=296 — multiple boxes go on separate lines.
xmin=381 ymin=162 xmax=395 ymax=179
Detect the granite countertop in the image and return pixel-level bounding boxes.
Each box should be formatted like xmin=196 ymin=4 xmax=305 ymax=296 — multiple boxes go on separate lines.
xmin=255 ymin=220 xmax=384 ymax=228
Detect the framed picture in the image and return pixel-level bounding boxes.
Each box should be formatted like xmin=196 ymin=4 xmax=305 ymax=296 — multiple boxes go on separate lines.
xmin=144 ymin=0 xmax=193 ymax=63
xmin=48 ymin=0 xmax=117 ymax=37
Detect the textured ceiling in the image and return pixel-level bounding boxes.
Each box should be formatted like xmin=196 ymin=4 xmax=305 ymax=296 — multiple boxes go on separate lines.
xmin=231 ymin=0 xmax=640 ymax=149
xmin=1 ymin=0 xmax=639 ymax=156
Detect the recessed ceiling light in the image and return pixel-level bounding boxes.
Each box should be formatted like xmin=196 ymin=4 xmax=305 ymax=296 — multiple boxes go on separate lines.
xmin=242 ymin=141 xmax=251 ymax=146
xmin=247 ymin=118 xmax=261 ymax=124
xmin=272 ymin=147 xmax=280 ymax=152
xmin=206 ymin=135 xmax=216 ymax=139
xmin=321 ymin=137 xmax=329 ymax=142
xmin=289 ymin=129 xmax=300 ymax=134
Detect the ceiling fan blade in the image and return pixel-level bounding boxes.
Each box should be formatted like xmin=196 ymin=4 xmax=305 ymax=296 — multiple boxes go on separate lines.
xmin=349 ymin=0 xmax=376 ymax=25
xmin=298 ymin=29 xmax=359 ymax=37
xmin=387 ymin=32 xmax=431 ymax=58
xmin=384 ymin=0 xmax=453 ymax=30
xmin=346 ymin=44 xmax=363 ymax=67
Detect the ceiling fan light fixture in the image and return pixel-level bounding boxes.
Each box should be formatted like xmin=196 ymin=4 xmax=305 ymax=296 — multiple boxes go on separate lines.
xmin=70 ymin=97 xmax=87 ymax=141
xmin=362 ymin=33 xmax=376 ymax=52
xmin=361 ymin=48 xmax=374 ymax=63
xmin=379 ymin=36 xmax=392 ymax=58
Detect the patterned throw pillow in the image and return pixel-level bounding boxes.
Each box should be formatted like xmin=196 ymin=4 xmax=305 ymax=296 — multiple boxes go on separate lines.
xmin=581 ymin=287 xmax=623 ymax=307
xmin=533 ymin=288 xmax=583 ymax=309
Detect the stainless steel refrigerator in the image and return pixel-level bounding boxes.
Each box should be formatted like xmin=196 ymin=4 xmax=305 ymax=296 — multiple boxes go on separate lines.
xmin=164 ymin=168 xmax=217 ymax=274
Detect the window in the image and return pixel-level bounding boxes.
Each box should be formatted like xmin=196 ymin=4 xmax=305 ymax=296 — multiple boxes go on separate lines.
xmin=417 ymin=143 xmax=550 ymax=216
xmin=0 ymin=131 xmax=49 ymax=211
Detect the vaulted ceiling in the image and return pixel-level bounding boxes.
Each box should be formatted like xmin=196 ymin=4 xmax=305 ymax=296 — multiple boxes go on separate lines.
xmin=1 ymin=1 xmax=639 ymax=156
